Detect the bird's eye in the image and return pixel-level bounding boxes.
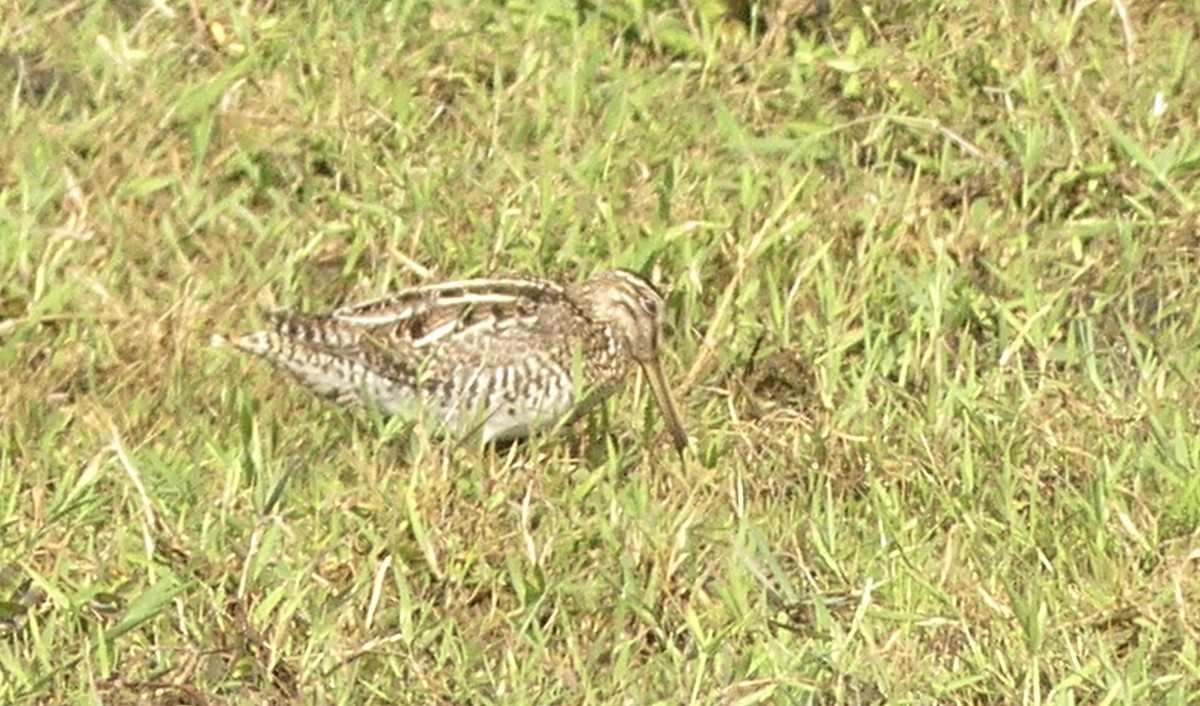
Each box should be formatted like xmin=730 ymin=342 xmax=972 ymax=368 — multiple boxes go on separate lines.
xmin=640 ymin=297 xmax=659 ymax=314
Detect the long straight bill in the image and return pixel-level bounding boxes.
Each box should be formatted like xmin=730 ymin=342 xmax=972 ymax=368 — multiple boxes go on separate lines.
xmin=641 ymin=357 xmax=690 ymax=452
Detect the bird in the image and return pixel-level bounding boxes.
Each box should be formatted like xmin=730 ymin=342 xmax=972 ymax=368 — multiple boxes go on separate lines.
xmin=213 ymin=269 xmax=691 ymax=451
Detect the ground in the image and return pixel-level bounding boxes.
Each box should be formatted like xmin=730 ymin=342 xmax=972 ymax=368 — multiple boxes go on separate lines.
xmin=3 ymin=0 xmax=1200 ymax=703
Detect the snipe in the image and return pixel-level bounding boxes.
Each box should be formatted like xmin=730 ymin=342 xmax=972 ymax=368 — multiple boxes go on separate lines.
xmin=214 ymin=269 xmax=690 ymax=450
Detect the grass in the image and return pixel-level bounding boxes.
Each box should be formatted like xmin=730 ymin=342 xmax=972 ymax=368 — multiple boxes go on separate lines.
xmin=3 ymin=0 xmax=1200 ymax=703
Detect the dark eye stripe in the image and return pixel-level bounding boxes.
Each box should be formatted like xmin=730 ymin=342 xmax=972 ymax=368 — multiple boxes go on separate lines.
xmin=616 ymin=297 xmax=642 ymax=322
